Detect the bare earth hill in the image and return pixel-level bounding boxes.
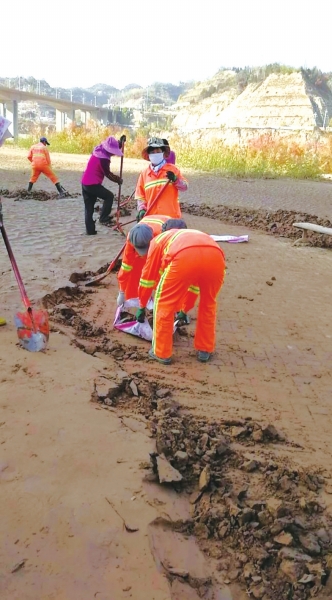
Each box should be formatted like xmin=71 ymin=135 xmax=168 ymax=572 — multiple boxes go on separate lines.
xmin=172 ymin=71 xmax=332 ymax=141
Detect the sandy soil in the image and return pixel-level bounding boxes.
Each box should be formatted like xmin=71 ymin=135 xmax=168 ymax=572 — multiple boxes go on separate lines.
xmin=1 ymin=148 xmax=332 ymax=599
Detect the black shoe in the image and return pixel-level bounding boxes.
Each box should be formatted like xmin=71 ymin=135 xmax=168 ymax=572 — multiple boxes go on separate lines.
xmin=86 ymin=231 xmax=97 ymax=236
xmin=99 ymin=218 xmax=114 ymax=227
xmin=27 ymin=183 xmax=33 ymax=192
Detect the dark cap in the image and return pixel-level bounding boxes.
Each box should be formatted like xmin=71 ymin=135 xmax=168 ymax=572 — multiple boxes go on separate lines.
xmin=40 ymin=137 xmax=50 ymax=145
xmin=161 ymin=218 xmax=187 ymax=233
xmin=129 ymin=224 xmax=154 ymax=255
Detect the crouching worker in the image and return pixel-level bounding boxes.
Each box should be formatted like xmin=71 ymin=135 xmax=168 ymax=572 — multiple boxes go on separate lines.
xmin=117 ymin=217 xmax=187 ymax=305
xmin=136 ymin=229 xmax=226 ymax=364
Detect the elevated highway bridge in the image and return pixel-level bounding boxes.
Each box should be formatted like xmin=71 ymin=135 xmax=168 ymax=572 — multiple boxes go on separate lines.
xmin=0 ymin=85 xmax=109 ymax=140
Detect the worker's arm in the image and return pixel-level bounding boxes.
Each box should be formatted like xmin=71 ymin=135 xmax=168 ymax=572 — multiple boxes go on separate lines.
xmin=166 ymin=166 xmax=188 ymax=192
xmin=138 ymin=241 xmax=163 ymax=308
xmin=117 ymin=240 xmax=136 ymax=292
xmin=99 ymin=158 xmax=122 ymax=185
xmin=135 ymin=173 xmax=147 ymax=212
xmin=27 ymin=148 xmax=33 ymax=162
xmin=44 ymin=147 xmax=51 ymax=165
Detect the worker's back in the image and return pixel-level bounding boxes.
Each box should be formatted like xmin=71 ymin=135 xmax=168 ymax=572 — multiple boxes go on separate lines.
xmin=28 ymin=142 xmax=50 ymax=166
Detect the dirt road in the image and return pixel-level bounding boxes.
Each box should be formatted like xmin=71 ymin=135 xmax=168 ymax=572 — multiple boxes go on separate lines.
xmin=1 ymin=148 xmax=332 ymax=599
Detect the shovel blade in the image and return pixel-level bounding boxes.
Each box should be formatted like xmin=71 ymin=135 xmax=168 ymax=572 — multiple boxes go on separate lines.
xmin=14 ymin=309 xmax=49 ymax=352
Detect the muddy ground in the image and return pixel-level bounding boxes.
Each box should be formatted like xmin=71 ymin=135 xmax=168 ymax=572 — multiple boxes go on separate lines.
xmin=1 ymin=148 xmax=332 ymax=599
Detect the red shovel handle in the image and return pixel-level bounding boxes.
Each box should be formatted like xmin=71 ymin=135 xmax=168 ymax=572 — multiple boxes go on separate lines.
xmin=0 ymin=218 xmax=31 ymax=309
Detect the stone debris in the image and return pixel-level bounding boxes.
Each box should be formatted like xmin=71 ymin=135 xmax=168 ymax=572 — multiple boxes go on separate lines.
xmin=135 ymin=397 xmax=332 ymax=600
xmin=129 ymin=380 xmax=139 ymax=397
xmin=94 ymin=377 xmax=124 ymax=401
xmin=198 ymin=466 xmax=210 ymax=492
xmin=155 ymin=455 xmax=183 ymax=484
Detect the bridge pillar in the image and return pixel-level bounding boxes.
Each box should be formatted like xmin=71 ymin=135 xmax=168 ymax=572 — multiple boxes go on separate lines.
xmin=66 ymin=109 xmax=76 ymax=128
xmin=82 ymin=111 xmax=91 ymax=127
xmin=97 ymin=109 xmax=109 ymax=125
xmin=56 ymin=109 xmax=65 ymax=131
xmin=4 ymin=100 xmax=18 ymax=141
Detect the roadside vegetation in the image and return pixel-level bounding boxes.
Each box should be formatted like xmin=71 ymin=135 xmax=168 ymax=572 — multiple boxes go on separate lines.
xmin=14 ymin=125 xmax=332 ymax=179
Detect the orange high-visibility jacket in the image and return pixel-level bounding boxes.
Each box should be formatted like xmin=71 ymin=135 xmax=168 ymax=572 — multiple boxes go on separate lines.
xmin=138 ymin=229 xmax=225 ymax=308
xmin=27 ymin=143 xmax=51 ymax=166
xmin=118 ymin=215 xmax=171 ymax=295
xmin=135 ymin=164 xmax=188 ymax=218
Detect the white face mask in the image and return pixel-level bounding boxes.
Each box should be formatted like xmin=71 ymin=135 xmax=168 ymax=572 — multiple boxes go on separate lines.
xmin=149 ymin=152 xmax=164 ymax=166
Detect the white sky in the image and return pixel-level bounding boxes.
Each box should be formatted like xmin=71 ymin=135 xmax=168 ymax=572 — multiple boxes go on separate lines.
xmin=1 ymin=0 xmax=330 ymax=89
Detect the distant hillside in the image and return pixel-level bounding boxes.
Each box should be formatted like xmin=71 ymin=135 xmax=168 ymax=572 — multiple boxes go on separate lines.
xmin=172 ymin=66 xmax=332 ymax=138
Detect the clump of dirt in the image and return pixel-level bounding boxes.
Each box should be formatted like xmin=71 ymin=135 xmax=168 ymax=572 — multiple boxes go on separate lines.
xmin=94 ymin=194 xmax=134 ymax=217
xmin=43 ymin=285 xmax=105 ymax=338
xmin=181 ymin=202 xmax=332 ymax=247
xmin=69 ymin=259 xmax=122 ymax=285
xmin=0 ymin=187 xmax=79 ymax=201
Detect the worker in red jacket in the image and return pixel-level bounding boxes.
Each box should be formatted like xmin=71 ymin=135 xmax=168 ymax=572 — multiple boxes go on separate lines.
xmin=135 ymin=229 xmax=226 ymax=364
xmin=27 ymin=137 xmax=66 ymax=197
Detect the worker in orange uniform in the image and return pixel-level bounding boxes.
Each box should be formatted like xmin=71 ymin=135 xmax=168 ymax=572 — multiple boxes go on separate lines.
xmin=135 ymin=137 xmax=188 ymax=221
xmin=136 ymin=229 xmax=226 ymax=364
xmin=117 ymin=216 xmax=187 ymax=305
xmin=27 ymin=137 xmax=66 ymax=197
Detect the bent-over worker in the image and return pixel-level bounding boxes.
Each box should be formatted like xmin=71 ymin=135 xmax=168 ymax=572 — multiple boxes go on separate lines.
xmin=81 ymin=135 xmax=124 ymax=235
xmin=117 ymin=217 xmax=187 ymax=304
xmin=136 ymin=229 xmax=226 ymax=364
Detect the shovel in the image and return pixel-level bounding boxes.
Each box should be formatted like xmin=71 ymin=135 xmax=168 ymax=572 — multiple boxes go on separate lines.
xmin=85 ymin=180 xmax=170 ymax=286
xmin=0 ymin=205 xmax=49 ymax=352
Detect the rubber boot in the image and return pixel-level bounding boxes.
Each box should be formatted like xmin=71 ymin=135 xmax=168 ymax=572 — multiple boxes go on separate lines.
xmin=55 ymin=183 xmax=66 ymax=199
xmin=27 ymin=182 xmax=33 ymax=192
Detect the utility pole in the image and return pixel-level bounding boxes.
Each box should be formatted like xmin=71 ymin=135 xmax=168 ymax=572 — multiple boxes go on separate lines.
xmin=94 ymin=95 xmax=97 ymax=107
xmin=323 ymin=109 xmax=328 ymax=129
xmin=70 ymin=90 xmax=73 ymax=102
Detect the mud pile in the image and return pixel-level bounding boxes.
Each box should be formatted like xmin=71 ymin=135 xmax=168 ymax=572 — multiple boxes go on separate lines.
xmin=0 ymin=187 xmax=80 ymax=201
xmin=95 ymin=377 xmax=332 ymax=600
xmin=182 ymin=202 xmax=332 ymax=247
xmin=149 ymin=404 xmax=332 ymax=599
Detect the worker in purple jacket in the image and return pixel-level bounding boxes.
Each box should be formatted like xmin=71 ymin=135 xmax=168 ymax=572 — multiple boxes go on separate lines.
xmin=81 ymin=135 xmax=124 ymax=235
xmin=162 ymin=139 xmax=176 ymax=165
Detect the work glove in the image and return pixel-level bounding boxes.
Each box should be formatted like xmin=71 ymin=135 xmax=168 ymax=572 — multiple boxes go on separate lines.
xmin=118 ymin=134 xmax=126 ymax=148
xmin=136 ymin=209 xmax=146 ymax=222
xmin=176 ymin=311 xmax=190 ymax=325
xmin=166 ymin=170 xmax=177 ymax=183
xmin=136 ymin=307 xmax=146 ymax=323
xmin=117 ymin=291 xmax=125 ymax=307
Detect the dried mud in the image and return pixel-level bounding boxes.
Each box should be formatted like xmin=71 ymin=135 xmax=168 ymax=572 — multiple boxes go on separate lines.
xmin=181 ymin=202 xmax=332 ymax=247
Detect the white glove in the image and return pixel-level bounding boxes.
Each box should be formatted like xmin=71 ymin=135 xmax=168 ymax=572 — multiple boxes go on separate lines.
xmin=117 ymin=291 xmax=125 ymax=306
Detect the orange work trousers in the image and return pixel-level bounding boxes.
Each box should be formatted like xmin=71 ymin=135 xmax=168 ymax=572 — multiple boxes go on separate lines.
xmin=152 ymin=246 xmax=225 ymax=359
xmin=30 ymin=164 xmax=58 ymax=184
